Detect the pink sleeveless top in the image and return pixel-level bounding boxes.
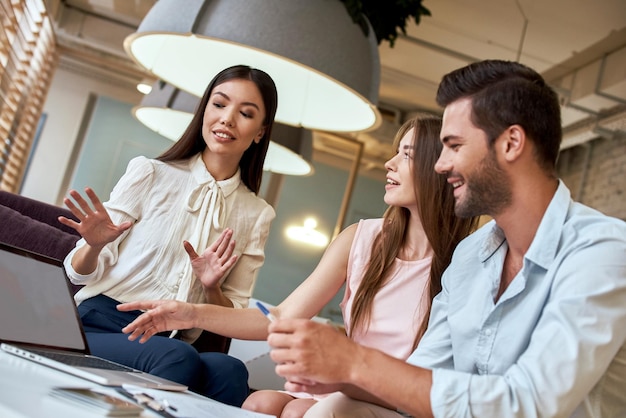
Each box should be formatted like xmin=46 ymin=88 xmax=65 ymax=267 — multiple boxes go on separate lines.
xmin=341 ymin=218 xmax=431 ymax=360
xmin=285 ymin=218 xmax=431 ymax=401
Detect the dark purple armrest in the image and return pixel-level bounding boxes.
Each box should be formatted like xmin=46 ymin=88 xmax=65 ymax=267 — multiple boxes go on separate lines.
xmin=0 ymin=191 xmax=82 ymax=294
xmin=0 ymin=191 xmax=79 ymax=236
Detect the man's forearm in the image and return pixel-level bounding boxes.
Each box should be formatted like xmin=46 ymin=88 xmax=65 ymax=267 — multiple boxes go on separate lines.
xmin=348 ymin=345 xmax=434 ymax=418
xmin=340 ymin=383 xmax=396 ymax=410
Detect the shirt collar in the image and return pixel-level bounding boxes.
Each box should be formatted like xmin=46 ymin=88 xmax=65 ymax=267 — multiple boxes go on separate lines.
xmin=478 ymin=180 xmax=570 ymax=270
xmin=524 ymin=180 xmax=570 ymax=269
xmin=189 ymin=153 xmax=241 ymax=198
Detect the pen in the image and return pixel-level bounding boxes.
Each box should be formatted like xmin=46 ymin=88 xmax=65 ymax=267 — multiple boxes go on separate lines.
xmin=255 ymin=301 xmax=277 ymax=322
xmin=115 ymin=387 xmax=177 ymax=418
xmin=134 ymin=392 xmax=165 ymax=412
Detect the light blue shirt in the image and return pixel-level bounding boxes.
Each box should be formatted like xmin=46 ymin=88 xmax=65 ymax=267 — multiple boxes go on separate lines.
xmin=408 ymin=181 xmax=626 ymax=417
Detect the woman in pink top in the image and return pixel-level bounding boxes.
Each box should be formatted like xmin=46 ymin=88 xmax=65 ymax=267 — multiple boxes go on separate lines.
xmin=118 ymin=114 xmax=479 ymax=417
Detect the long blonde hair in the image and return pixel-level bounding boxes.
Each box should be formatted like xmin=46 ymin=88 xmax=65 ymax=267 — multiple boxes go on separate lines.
xmin=349 ymin=115 xmax=478 ymax=350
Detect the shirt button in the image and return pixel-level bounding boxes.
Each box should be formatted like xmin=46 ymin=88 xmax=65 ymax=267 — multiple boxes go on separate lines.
xmin=485 ymin=329 xmax=492 ymax=336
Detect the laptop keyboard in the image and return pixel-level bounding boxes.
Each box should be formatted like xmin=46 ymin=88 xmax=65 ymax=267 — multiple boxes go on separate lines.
xmin=29 ymin=348 xmax=136 ymax=372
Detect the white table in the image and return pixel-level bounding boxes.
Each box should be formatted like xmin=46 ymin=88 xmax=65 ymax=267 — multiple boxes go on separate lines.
xmin=0 ymin=350 xmax=162 ymax=417
xmin=0 ymin=350 xmax=278 ymax=418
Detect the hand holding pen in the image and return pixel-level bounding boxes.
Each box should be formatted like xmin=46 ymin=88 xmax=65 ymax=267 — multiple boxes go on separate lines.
xmin=256 ymin=301 xmax=277 ymax=322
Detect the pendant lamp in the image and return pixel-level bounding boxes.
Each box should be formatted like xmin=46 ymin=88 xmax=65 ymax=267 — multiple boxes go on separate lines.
xmin=124 ymin=0 xmax=381 ymax=133
xmin=133 ymin=81 xmax=314 ymax=176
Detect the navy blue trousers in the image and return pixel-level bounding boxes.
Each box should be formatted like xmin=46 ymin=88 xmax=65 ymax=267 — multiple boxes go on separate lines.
xmin=77 ymin=295 xmax=249 ymax=406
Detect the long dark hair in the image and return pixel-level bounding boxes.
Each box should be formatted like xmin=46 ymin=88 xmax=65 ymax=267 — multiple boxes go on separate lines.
xmin=349 ymin=115 xmax=479 ymax=350
xmin=157 ymin=65 xmax=278 ymax=194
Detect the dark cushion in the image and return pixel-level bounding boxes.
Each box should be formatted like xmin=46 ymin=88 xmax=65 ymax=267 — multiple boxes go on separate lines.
xmin=0 ymin=204 xmax=80 ymax=262
xmin=0 ymin=191 xmax=82 ymax=296
xmin=0 ymin=191 xmax=80 ymax=236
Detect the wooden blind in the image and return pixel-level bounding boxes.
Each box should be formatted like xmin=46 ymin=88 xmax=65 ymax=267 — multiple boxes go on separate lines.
xmin=0 ymin=0 xmax=57 ymax=192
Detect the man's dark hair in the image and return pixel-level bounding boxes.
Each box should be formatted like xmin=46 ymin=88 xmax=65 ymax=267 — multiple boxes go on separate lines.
xmin=436 ymin=60 xmax=562 ymax=172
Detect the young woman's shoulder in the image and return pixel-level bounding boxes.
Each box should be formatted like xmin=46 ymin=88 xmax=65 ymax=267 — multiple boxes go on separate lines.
xmin=126 ymin=155 xmax=154 ymax=172
xmin=114 ymin=156 xmax=158 ymax=186
xmin=233 ymin=185 xmax=276 ymax=216
xmin=355 ymin=218 xmax=385 ymax=236
xmin=335 ymin=218 xmax=383 ymax=248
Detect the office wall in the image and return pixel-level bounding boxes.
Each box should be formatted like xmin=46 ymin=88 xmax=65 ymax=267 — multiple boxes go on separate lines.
xmin=20 ymin=68 xmax=143 ymax=204
xmin=558 ymin=137 xmax=626 ymax=220
xmin=67 ymin=95 xmax=172 ymax=196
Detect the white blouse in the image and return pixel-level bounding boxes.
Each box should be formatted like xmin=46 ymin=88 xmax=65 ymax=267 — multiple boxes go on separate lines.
xmin=64 ymin=155 xmax=275 ymax=341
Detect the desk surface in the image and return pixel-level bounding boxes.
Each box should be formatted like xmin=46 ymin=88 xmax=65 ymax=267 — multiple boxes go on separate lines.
xmin=0 ymin=349 xmax=162 ymax=417
xmin=0 ymin=350 xmax=276 ymax=418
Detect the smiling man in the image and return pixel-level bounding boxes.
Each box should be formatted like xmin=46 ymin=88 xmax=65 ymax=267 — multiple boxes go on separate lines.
xmin=267 ymin=60 xmax=626 ymax=418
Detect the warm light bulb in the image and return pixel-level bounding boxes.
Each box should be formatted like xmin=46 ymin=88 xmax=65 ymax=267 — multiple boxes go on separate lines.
xmin=285 ymin=217 xmax=329 ymax=248
xmin=136 ymin=81 xmax=152 ymax=95
xmin=303 ymin=218 xmax=317 ymax=229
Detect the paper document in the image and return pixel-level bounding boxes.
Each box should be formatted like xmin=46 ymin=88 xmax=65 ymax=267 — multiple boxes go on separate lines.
xmin=121 ymin=385 xmax=276 ymax=418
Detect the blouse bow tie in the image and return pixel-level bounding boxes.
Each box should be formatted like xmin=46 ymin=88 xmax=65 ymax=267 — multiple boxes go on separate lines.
xmin=186 ymin=180 xmax=226 ymax=230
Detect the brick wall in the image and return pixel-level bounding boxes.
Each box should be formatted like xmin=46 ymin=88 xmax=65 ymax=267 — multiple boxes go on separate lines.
xmin=557 ymin=135 xmax=626 ymax=220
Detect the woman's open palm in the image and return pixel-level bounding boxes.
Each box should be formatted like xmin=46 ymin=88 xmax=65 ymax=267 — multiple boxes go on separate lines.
xmin=58 ymin=187 xmax=131 ymax=249
xmin=184 ymin=228 xmax=237 ymax=288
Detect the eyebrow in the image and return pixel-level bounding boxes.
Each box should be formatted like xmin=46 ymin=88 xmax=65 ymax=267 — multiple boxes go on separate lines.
xmin=212 ymin=91 xmax=261 ymax=111
xmin=440 ymin=135 xmax=458 ymax=144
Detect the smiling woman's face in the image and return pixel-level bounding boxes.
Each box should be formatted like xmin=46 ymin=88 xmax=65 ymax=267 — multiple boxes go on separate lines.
xmin=383 ymin=127 xmax=417 ymax=211
xmin=201 ymin=78 xmax=267 ymax=161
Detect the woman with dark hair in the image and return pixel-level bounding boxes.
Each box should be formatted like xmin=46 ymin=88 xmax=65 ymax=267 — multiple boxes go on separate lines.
xmin=59 ymin=65 xmax=278 ymax=406
xmin=118 ymin=114 xmax=479 ymax=416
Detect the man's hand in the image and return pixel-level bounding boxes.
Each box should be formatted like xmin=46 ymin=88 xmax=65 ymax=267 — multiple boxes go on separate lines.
xmin=268 ymin=318 xmax=357 ymax=388
xmin=184 ymin=228 xmax=237 ymax=289
xmin=269 ymin=318 xmax=431 ymax=415
xmin=118 ymin=300 xmax=196 ymax=343
xmin=58 ymin=187 xmax=131 ymax=249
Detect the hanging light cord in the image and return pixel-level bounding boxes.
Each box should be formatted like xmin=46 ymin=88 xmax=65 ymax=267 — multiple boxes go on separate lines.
xmin=514 ymin=0 xmax=529 ymax=62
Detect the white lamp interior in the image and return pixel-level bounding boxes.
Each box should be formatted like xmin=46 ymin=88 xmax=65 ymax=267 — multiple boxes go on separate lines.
xmin=125 ymin=0 xmax=381 ymax=133
xmin=129 ymin=36 xmax=377 ymax=132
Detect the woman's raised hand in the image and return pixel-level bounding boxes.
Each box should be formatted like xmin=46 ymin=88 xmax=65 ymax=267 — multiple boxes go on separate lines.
xmin=58 ymin=187 xmax=132 ymax=249
xmin=183 ymin=228 xmax=238 ymax=289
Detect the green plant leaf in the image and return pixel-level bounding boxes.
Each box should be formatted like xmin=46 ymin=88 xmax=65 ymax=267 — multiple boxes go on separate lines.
xmin=340 ymin=0 xmax=432 ymax=47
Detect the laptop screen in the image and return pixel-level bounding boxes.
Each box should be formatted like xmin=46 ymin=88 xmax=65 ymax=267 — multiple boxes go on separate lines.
xmin=0 ymin=244 xmax=87 ymax=352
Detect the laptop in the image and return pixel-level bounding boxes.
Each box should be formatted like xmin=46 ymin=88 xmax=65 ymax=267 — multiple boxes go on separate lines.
xmin=0 ymin=242 xmax=187 ymax=391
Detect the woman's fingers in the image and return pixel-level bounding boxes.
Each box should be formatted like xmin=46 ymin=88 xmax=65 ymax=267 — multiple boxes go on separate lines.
xmin=206 ymin=228 xmax=233 ymax=257
xmin=63 ymin=195 xmax=86 ymax=220
xmin=216 ymin=228 xmax=233 ymax=255
xmin=117 ymin=300 xmax=160 ymax=312
xmin=68 ymin=189 xmax=95 ymax=216
xmin=63 ymin=188 xmax=107 ymax=221
xmin=84 ymin=187 xmax=105 ymax=211
xmin=121 ymin=309 xmax=159 ymax=342
xmin=57 ymin=215 xmax=79 ymax=229
xmin=183 ymin=241 xmax=199 ymax=260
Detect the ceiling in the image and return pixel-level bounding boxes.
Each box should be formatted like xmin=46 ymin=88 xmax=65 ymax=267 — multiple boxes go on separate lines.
xmin=44 ymin=0 xmax=626 ymax=180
